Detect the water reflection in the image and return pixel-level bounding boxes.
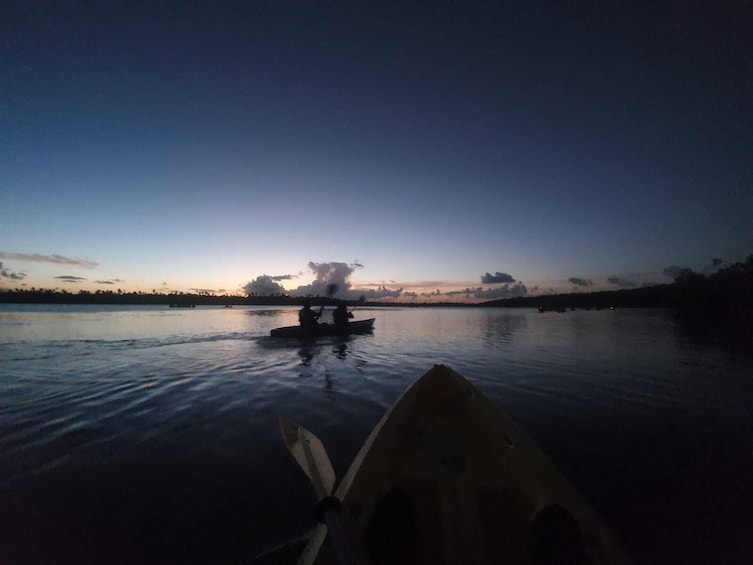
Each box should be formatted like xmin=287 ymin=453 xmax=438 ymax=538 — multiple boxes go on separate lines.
xmin=246 ymin=309 xmax=289 ymax=317
xmin=479 ymin=309 xmax=528 ymax=346
xmin=3 ymin=305 xmax=753 ymax=564
xmin=332 ymin=340 xmax=348 ymax=360
xmin=297 ymin=347 xmax=320 ymax=366
xmin=297 ymin=338 xmax=351 ymax=366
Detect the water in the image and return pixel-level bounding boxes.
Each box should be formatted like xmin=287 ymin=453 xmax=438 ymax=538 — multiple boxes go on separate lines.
xmin=1 ymin=304 xmax=751 ymax=563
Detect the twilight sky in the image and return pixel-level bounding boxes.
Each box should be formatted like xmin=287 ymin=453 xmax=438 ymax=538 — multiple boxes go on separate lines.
xmin=2 ymin=2 xmax=751 ymax=302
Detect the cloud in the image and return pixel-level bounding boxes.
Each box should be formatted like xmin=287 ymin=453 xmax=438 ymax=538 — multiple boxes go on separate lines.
xmin=0 ymin=262 xmax=27 ymax=280
xmin=481 ymin=272 xmax=515 ymax=284
xmin=662 ymin=265 xmax=686 ymax=279
xmin=55 ymin=275 xmax=86 ymax=283
xmin=95 ymin=279 xmax=124 ymax=285
xmin=568 ymin=277 xmax=593 ymax=287
xmin=359 ymin=285 xmax=404 ymax=300
xmin=420 ymin=289 xmax=443 ymax=297
xmin=244 ymin=275 xmax=287 ymax=296
xmin=446 ymin=282 xmax=528 ymax=300
xmin=607 ymin=277 xmax=636 ymax=287
xmin=0 ymin=252 xmax=98 ymax=269
xmin=291 ymin=261 xmax=363 ymax=297
xmin=243 ymin=262 xmax=405 ymax=300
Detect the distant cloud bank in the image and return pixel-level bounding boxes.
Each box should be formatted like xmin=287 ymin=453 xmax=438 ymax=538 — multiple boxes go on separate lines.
xmin=244 ymin=262 xmax=533 ymax=302
xmin=55 ymin=275 xmax=87 ymax=283
xmin=568 ymin=277 xmax=593 ymax=287
xmin=0 ymin=252 xmax=98 ymax=269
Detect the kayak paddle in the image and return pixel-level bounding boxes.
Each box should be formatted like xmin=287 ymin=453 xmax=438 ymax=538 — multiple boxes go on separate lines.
xmin=279 ymin=417 xmax=355 ymax=565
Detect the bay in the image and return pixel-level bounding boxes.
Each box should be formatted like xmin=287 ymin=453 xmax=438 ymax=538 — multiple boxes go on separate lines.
xmin=1 ymin=304 xmax=751 ymax=563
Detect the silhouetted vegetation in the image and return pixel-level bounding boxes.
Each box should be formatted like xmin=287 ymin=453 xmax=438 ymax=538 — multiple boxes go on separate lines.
xmin=0 ymin=289 xmax=370 ymax=307
xmin=483 ymin=284 xmax=676 ymax=310
xmin=0 ymin=288 xmax=286 ymax=307
xmin=485 ymin=255 xmax=753 ymax=328
xmin=2 ymin=257 xmax=750 ymax=326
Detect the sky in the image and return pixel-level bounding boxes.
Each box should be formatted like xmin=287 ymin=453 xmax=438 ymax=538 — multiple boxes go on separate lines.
xmin=2 ymin=2 xmax=752 ymax=302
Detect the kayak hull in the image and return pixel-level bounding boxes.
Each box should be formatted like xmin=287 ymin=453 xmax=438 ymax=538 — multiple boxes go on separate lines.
xmin=299 ymin=365 xmax=629 ymax=564
xmin=270 ymin=318 xmax=375 ymax=338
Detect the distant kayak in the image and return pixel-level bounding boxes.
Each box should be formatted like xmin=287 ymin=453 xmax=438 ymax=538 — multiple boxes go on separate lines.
xmin=270 ymin=318 xmax=375 ymax=338
xmin=287 ymin=365 xmax=629 ymax=564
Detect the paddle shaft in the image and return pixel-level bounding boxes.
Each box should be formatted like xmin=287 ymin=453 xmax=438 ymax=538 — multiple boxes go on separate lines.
xmin=323 ymin=506 xmax=355 ymax=565
xmin=300 ymin=428 xmax=354 ymax=564
xmin=279 ymin=417 xmax=356 ymax=565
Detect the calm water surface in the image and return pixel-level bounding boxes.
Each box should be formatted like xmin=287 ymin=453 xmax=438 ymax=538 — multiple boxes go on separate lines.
xmin=1 ymin=304 xmax=752 ymax=563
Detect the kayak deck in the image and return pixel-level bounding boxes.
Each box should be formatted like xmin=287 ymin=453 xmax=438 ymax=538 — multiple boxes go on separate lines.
xmin=300 ymin=365 xmax=629 ymax=564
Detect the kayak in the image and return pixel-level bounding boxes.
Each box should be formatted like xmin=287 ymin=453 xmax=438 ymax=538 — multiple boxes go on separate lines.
xmin=270 ymin=318 xmax=375 ymax=338
xmin=292 ymin=365 xmax=629 ymax=564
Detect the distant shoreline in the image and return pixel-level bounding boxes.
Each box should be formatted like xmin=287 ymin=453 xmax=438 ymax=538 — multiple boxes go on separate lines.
xmin=1 ymin=255 xmax=750 ymax=328
xmin=0 ymin=282 xmax=698 ymax=309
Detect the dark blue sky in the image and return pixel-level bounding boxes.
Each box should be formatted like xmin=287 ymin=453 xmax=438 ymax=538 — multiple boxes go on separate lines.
xmin=2 ymin=2 xmax=751 ymax=299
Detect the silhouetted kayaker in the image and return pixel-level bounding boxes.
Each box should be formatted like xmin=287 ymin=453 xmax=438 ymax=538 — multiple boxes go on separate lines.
xmin=332 ymin=304 xmax=353 ymax=326
xmin=299 ymin=302 xmax=320 ymax=328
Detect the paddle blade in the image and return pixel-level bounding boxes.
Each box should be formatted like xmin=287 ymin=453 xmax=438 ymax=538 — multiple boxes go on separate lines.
xmin=279 ymin=417 xmax=336 ymax=499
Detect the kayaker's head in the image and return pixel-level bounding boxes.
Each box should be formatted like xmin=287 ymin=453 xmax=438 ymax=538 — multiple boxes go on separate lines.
xmin=302 ymin=299 xmax=312 ymax=309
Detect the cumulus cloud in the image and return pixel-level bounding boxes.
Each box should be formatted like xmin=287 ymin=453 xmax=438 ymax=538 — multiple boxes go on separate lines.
xmin=0 ymin=262 xmax=27 ymax=280
xmin=55 ymin=275 xmax=86 ymax=283
xmin=244 ymin=275 xmax=288 ymax=296
xmin=481 ymin=272 xmax=515 ymax=284
xmin=292 ymin=261 xmax=363 ymax=297
xmin=0 ymin=252 xmax=98 ymax=269
xmin=568 ymin=277 xmax=593 ymax=287
xmin=607 ymin=277 xmax=636 ymax=287
xmin=446 ymin=282 xmax=528 ymax=300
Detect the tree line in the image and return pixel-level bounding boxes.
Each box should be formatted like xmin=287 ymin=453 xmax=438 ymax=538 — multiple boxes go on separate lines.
xmin=1 ymin=255 xmax=750 ymax=322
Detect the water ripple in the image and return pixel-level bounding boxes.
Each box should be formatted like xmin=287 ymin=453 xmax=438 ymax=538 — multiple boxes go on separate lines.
xmin=1 ymin=306 xmax=752 ymax=563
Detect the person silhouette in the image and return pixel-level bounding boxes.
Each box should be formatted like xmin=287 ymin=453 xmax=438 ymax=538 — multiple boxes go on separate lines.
xmin=332 ymin=304 xmax=353 ymax=326
xmin=298 ymin=301 xmax=321 ymax=328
